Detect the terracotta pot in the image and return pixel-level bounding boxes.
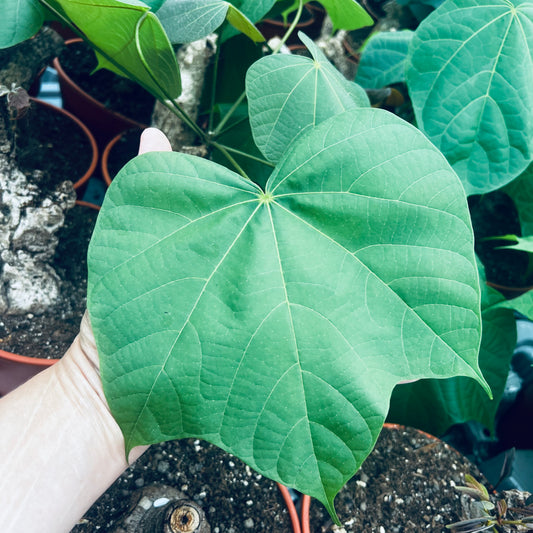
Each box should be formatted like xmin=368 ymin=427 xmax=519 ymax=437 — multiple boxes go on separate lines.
xmin=0 ymin=349 xmax=56 ymax=397
xmin=258 ymin=6 xmax=320 ymax=45
xmin=0 ymin=201 xmax=100 ymax=397
xmin=101 ymin=128 xmax=143 ymax=187
xmin=23 ymin=97 xmax=98 ymax=198
xmin=486 ymin=281 xmax=533 ymax=300
xmin=53 ymin=39 xmax=150 ymax=148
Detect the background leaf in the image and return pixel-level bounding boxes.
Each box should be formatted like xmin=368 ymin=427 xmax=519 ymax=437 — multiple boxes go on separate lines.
xmin=88 ymin=107 xmax=486 ymax=519
xmin=0 ymin=0 xmax=46 ymax=48
xmin=504 ymin=163 xmax=533 ymax=236
xmin=282 ymin=0 xmax=373 ymax=31
xmin=246 ymin=32 xmax=369 ymax=162
xmin=355 ymin=30 xmax=413 ymax=89
xmin=157 ymin=0 xmax=263 ymax=43
xmin=48 ymin=0 xmax=181 ymax=100
xmin=406 ymin=0 xmax=533 ymax=195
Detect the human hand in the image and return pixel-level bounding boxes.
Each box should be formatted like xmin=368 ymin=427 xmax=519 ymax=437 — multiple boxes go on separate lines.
xmin=0 ymin=128 xmax=172 ymax=533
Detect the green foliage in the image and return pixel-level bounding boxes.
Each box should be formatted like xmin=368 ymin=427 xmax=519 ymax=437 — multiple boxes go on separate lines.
xmin=246 ymin=32 xmax=369 ymax=163
xmin=156 ymin=0 xmax=264 ymax=43
xmin=355 ymin=30 xmax=413 ymax=89
xmin=504 ymin=163 xmax=533 ymax=237
xmin=44 ymin=0 xmax=181 ymax=100
xmin=406 ymin=0 xmax=533 ymax=196
xmin=88 ymin=107 xmax=487 ymax=519
xmin=389 ymin=266 xmax=514 ymax=436
xmin=0 ymin=0 xmax=46 ymax=48
xmin=282 ymin=0 xmax=374 ymax=31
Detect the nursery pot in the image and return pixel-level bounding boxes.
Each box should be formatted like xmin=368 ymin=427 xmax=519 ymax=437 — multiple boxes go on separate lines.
xmin=53 ymin=39 xmax=153 ymax=147
xmin=0 ymin=201 xmax=100 ymax=397
xmin=22 ymin=97 xmax=98 ymax=198
xmin=101 ymin=128 xmax=143 ymax=186
xmin=299 ymin=424 xmax=490 ymax=532
xmin=257 ymin=5 xmax=321 ymax=45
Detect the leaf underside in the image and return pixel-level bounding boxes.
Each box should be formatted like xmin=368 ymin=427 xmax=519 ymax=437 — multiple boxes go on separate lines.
xmin=246 ymin=32 xmax=369 ymax=163
xmin=407 ymin=0 xmax=533 ymax=195
xmin=88 ymin=108 xmax=486 ymax=519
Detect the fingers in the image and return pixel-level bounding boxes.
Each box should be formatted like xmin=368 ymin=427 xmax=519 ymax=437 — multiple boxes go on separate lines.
xmin=138 ymin=127 xmax=172 ymax=154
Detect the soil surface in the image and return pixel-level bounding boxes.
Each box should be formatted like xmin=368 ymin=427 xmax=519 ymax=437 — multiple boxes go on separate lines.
xmin=14 ymin=98 xmax=93 ymax=202
xmin=58 ymin=40 xmax=155 ymax=124
xmin=70 ymin=438 xmax=294 ymax=532
xmin=308 ymin=425 xmax=486 ymax=533
xmin=0 ymin=203 xmax=98 ymax=358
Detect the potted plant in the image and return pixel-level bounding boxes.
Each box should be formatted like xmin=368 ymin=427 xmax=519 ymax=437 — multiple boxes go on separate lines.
xmin=2 ymin=0 xmax=532 ymax=528
xmin=0 ymin=30 xmax=99 ymax=395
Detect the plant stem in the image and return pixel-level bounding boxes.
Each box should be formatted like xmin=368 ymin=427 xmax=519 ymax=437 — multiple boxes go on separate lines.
xmin=215 ymin=144 xmax=274 ymax=167
xmin=213 ymin=91 xmax=247 ymax=136
xmin=208 ymin=33 xmax=222 ymax=133
xmin=211 ymin=142 xmax=250 ymax=179
xmin=216 ymin=115 xmax=249 ymax=137
xmin=272 ymin=0 xmax=304 ymax=53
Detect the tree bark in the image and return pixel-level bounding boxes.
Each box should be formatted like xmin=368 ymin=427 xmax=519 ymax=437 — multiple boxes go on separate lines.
xmin=0 ymin=27 xmax=77 ymax=316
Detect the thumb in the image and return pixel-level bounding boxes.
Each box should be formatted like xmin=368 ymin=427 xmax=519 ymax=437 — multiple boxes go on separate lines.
xmin=138 ymin=127 xmax=172 ymax=154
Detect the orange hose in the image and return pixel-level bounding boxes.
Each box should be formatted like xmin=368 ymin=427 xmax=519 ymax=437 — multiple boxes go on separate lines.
xmin=277 ymin=484 xmax=302 ymax=533
xmin=301 ymin=494 xmax=311 ymax=533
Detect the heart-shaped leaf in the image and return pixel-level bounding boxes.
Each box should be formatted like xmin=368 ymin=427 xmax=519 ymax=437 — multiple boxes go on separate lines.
xmin=47 ymin=0 xmax=181 ymax=100
xmin=0 ymin=0 xmax=46 ymax=48
xmin=156 ymin=0 xmax=264 ymax=43
xmin=355 ymin=30 xmax=413 ymax=89
xmin=88 ymin=107 xmax=487 ymax=519
xmin=406 ymin=0 xmax=533 ymax=195
xmin=246 ymin=32 xmax=369 ymax=163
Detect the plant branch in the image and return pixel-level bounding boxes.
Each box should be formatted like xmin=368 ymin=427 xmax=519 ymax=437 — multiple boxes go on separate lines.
xmin=215 ymin=143 xmax=274 ymax=167
xmin=272 ymin=0 xmax=304 ymax=53
xmin=211 ymin=142 xmax=250 ymax=179
xmin=213 ymin=90 xmax=247 ymax=137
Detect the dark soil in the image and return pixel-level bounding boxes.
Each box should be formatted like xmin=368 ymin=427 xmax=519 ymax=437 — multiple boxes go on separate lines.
xmin=12 ymin=98 xmax=93 ymax=202
xmin=70 ymin=438 xmax=294 ymax=532
xmin=469 ymin=191 xmax=532 ymax=289
xmin=58 ymin=40 xmax=155 ymax=124
xmin=0 ymin=203 xmax=98 ymax=359
xmin=308 ymin=425 xmax=486 ymax=533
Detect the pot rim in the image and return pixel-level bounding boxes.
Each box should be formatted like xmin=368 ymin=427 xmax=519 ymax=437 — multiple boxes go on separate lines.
xmin=52 ymin=38 xmax=148 ymax=131
xmin=29 ymin=96 xmax=98 ymax=191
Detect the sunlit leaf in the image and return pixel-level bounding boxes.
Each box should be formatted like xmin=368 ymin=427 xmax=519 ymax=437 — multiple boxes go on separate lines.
xmin=47 ymin=0 xmax=181 ymax=99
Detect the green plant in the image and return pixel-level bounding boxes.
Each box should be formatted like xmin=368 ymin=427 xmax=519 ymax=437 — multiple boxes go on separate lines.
xmin=3 ymin=0 xmax=532 ymax=523
xmin=447 ymin=475 xmax=533 ymax=532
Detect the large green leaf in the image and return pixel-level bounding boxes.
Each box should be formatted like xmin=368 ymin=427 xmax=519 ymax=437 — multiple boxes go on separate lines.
xmin=389 ymin=269 xmax=515 ymax=436
xmin=156 ymin=0 xmax=264 ymax=43
xmin=246 ymin=32 xmax=369 ymax=162
xmin=47 ymin=0 xmax=181 ymax=100
xmin=355 ymin=30 xmax=414 ymax=89
xmin=0 ymin=0 xmax=46 ymax=48
xmin=88 ymin=107 xmax=487 ymax=520
xmin=221 ymin=0 xmax=276 ymax=41
xmin=406 ymin=0 xmax=533 ymax=195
